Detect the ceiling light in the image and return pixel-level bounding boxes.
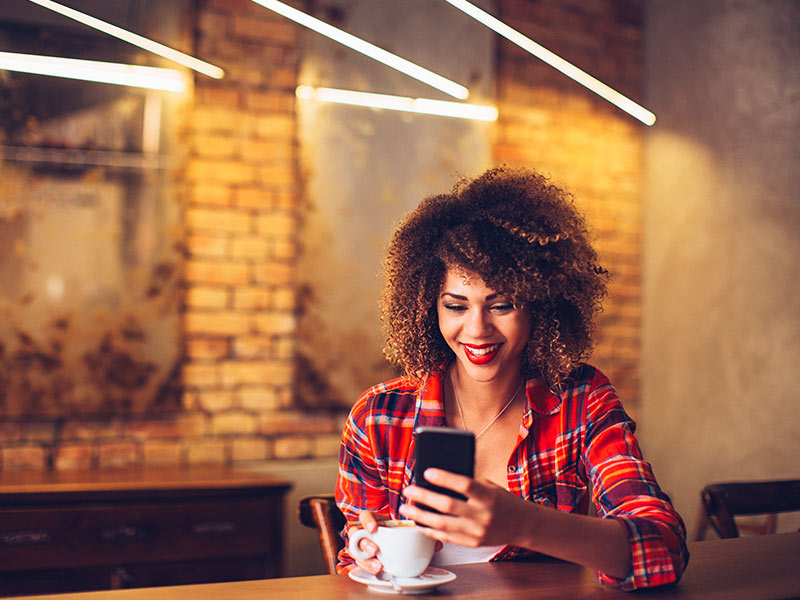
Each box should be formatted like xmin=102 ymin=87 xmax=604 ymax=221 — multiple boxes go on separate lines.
xmin=25 ymin=0 xmax=224 ymax=79
xmin=252 ymin=0 xmax=468 ymax=100
xmin=0 ymin=52 xmax=187 ymax=92
xmin=442 ymin=0 xmax=656 ymax=125
xmin=296 ymin=86 xmax=497 ymax=121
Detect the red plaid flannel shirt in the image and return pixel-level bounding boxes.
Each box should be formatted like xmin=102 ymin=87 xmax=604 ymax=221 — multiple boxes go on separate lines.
xmin=335 ymin=364 xmax=688 ymax=590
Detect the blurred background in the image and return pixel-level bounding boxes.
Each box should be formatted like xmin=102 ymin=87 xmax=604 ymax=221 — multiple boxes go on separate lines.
xmin=1 ymin=0 xmax=798 ymax=577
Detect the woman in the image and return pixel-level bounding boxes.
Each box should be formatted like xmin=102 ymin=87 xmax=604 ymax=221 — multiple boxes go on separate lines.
xmin=335 ymin=167 xmax=688 ymax=590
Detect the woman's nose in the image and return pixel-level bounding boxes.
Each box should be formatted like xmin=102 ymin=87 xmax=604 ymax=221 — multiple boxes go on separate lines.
xmin=465 ymin=308 xmax=492 ymax=337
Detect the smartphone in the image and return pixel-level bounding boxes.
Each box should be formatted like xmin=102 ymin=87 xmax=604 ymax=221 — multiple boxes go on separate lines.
xmin=412 ymin=427 xmax=475 ymax=509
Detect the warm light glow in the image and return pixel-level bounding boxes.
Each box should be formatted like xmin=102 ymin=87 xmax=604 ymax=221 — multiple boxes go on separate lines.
xmin=25 ymin=0 xmax=224 ymax=79
xmin=0 ymin=52 xmax=187 ymax=92
xmin=442 ymin=0 xmax=657 ymax=126
xmin=251 ymin=0 xmax=468 ymax=100
xmin=296 ymin=86 xmax=497 ymax=121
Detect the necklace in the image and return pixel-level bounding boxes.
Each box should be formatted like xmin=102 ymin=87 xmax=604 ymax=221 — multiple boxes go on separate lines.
xmin=451 ymin=376 xmax=524 ymax=439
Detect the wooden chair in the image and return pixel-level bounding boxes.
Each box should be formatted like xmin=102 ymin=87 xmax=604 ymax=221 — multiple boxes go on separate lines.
xmin=695 ymin=479 xmax=800 ymax=540
xmin=297 ymin=494 xmax=347 ymax=574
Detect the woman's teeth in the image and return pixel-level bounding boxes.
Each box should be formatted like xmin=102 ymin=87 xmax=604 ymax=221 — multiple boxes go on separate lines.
xmin=466 ymin=344 xmax=499 ymax=356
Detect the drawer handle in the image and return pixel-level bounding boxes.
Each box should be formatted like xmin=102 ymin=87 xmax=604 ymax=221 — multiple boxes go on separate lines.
xmin=99 ymin=525 xmax=147 ymax=543
xmin=1 ymin=530 xmax=52 ymax=546
xmin=191 ymin=521 xmax=240 ymax=536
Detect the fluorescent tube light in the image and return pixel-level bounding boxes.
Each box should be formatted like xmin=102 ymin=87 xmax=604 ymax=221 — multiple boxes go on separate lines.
xmin=25 ymin=0 xmax=224 ymax=79
xmin=251 ymin=0 xmax=468 ymax=100
xmin=442 ymin=0 xmax=656 ymax=126
xmin=296 ymin=86 xmax=497 ymax=121
xmin=0 ymin=52 xmax=187 ymax=92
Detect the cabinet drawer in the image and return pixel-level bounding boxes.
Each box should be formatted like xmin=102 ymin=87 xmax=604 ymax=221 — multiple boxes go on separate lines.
xmin=0 ymin=497 xmax=280 ymax=571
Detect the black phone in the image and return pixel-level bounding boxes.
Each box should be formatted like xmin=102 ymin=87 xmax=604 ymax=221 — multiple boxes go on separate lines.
xmin=412 ymin=427 xmax=475 ymax=509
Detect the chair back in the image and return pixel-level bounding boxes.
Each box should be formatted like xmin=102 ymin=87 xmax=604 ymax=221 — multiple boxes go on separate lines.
xmin=699 ymin=479 xmax=800 ymax=539
xmin=298 ymin=494 xmax=347 ymax=574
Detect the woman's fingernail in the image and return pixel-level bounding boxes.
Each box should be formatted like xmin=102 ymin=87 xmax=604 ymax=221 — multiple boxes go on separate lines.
xmin=424 ymin=468 xmax=439 ymax=480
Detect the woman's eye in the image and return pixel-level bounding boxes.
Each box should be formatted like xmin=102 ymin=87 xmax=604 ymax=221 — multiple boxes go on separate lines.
xmin=444 ymin=304 xmax=468 ymax=312
xmin=490 ymin=304 xmax=514 ymax=313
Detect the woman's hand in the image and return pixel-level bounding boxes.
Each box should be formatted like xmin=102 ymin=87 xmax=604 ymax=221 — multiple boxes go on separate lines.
xmin=398 ymin=468 xmax=533 ymax=548
xmin=348 ymin=511 xmax=387 ymax=575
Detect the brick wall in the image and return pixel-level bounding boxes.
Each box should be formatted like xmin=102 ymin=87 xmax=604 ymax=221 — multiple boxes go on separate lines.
xmin=0 ymin=0 xmax=645 ymax=472
xmin=493 ymin=0 xmax=645 ymax=412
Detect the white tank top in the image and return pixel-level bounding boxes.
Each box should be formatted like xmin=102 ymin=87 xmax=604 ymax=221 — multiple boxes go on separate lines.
xmin=430 ymin=542 xmax=505 ymax=566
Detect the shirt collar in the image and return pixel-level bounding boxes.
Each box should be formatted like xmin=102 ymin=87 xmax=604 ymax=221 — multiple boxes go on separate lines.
xmin=415 ymin=364 xmax=562 ymax=432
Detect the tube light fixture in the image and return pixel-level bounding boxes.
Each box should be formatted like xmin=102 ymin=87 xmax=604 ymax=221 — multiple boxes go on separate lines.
xmin=296 ymin=86 xmax=497 ymax=121
xmin=442 ymin=0 xmax=656 ymax=126
xmin=25 ymin=0 xmax=224 ymax=79
xmin=0 ymin=51 xmax=187 ymax=92
xmin=251 ymin=0 xmax=468 ymax=100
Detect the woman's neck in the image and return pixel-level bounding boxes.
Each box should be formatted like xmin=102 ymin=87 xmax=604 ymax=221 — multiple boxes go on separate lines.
xmin=447 ymin=363 xmax=525 ymax=419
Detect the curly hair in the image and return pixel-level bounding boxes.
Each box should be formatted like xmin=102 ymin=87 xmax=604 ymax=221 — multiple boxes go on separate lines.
xmin=380 ymin=166 xmax=608 ymax=390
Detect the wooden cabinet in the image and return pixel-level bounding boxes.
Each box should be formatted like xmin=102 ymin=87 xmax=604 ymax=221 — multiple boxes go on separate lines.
xmin=0 ymin=468 xmax=291 ymax=596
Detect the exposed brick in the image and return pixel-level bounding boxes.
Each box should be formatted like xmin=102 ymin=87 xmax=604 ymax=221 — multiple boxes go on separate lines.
xmin=185 ymin=311 xmax=252 ymax=336
xmin=186 ymin=234 xmax=229 ymax=259
xmin=183 ymin=362 xmax=221 ymax=388
xmin=190 ymin=183 xmax=232 ymax=207
xmin=252 ymin=262 xmax=294 ymax=286
xmin=232 ymin=15 xmax=296 ymax=45
xmin=231 ymin=236 xmax=269 ymax=259
xmin=251 ymin=114 xmax=294 ymax=140
xmin=221 ymin=360 xmax=293 ymax=386
xmin=256 ymin=212 xmax=295 ymax=237
xmin=176 ymin=413 xmax=208 ymax=437
xmin=98 ymin=442 xmax=138 ymax=470
xmin=125 ymin=418 xmax=182 ymax=439
xmin=272 ymin=436 xmax=311 ymax=459
xmin=185 ymin=261 xmax=250 ymax=286
xmin=187 ymin=159 xmax=258 ymax=184
xmin=1 ymin=445 xmax=47 ymax=471
xmin=234 ymin=335 xmax=273 ymax=360
xmin=255 ymin=312 xmax=296 ymax=335
xmin=192 ymin=134 xmax=238 ymax=159
xmin=238 ymin=386 xmax=282 ymax=411
xmin=143 ymin=441 xmax=182 ymax=466
xmin=245 ymin=91 xmax=295 ymax=113
xmin=232 ymin=437 xmax=269 ymax=461
xmin=0 ymin=422 xmax=22 ymax=443
xmin=61 ymin=419 xmax=123 ymax=441
xmin=187 ymin=337 xmax=231 ymax=360
xmin=186 ymin=207 xmax=253 ymax=234
xmin=22 ymin=421 xmax=56 ymax=442
xmin=196 ymin=390 xmax=236 ymax=413
xmin=186 ymin=285 xmax=230 ymax=309
xmin=259 ymin=410 xmax=338 ymax=435
xmin=312 ymin=434 xmax=343 ymax=458
xmin=211 ymin=411 xmax=258 ymax=435
xmin=55 ymin=444 xmax=93 ymax=471
xmin=186 ymin=439 xmax=227 ymax=465
xmin=234 ymin=286 xmax=272 ymax=310
xmin=197 ymin=86 xmax=241 ymax=107
xmin=234 ymin=187 xmax=270 ymax=210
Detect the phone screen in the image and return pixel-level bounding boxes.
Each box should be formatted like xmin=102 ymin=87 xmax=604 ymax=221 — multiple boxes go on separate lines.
xmin=412 ymin=427 xmax=475 ymax=507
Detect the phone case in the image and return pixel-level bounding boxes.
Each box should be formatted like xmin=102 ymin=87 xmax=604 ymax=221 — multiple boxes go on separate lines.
xmin=413 ymin=427 xmax=475 ymax=504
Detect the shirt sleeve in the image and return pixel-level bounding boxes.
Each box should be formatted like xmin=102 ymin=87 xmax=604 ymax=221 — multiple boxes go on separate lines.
xmin=334 ymin=394 xmax=393 ymax=573
xmin=583 ymin=371 xmax=689 ymax=591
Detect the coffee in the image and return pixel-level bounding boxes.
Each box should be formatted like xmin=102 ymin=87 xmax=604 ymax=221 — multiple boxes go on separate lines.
xmin=348 ymin=520 xmax=435 ymax=578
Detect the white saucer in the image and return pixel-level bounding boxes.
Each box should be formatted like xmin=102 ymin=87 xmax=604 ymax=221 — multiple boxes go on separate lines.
xmin=348 ymin=567 xmax=456 ymax=595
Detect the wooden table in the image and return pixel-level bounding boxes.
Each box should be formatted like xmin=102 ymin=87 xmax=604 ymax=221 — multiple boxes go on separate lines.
xmin=0 ymin=468 xmax=291 ymax=596
xmin=3 ymin=531 xmax=798 ymax=599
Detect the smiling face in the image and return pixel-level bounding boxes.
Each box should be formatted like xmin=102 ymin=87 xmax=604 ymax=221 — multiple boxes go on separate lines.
xmin=437 ymin=266 xmax=532 ymax=384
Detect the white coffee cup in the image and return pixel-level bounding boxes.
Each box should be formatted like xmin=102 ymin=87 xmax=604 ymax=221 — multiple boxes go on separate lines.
xmin=348 ymin=520 xmax=435 ymax=578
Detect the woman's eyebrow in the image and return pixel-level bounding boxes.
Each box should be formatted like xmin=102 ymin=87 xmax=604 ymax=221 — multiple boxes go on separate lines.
xmin=440 ymin=292 xmax=501 ymax=301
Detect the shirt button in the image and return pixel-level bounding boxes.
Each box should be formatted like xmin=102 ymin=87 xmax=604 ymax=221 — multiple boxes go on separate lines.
xmin=507 ymin=465 xmax=516 ymax=473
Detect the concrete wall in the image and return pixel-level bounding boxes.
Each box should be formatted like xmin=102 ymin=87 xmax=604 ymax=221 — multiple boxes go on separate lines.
xmin=642 ymin=0 xmax=800 ymax=537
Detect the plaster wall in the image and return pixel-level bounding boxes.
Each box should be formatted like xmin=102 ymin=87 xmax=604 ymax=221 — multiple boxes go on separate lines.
xmin=642 ymin=0 xmax=800 ymax=536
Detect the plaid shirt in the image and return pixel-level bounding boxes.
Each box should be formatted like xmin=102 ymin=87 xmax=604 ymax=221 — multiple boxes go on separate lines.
xmin=335 ymin=364 xmax=688 ymax=590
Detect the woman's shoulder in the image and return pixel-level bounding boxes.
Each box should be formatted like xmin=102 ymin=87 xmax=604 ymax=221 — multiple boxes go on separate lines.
xmin=349 ymin=374 xmax=422 ymax=422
